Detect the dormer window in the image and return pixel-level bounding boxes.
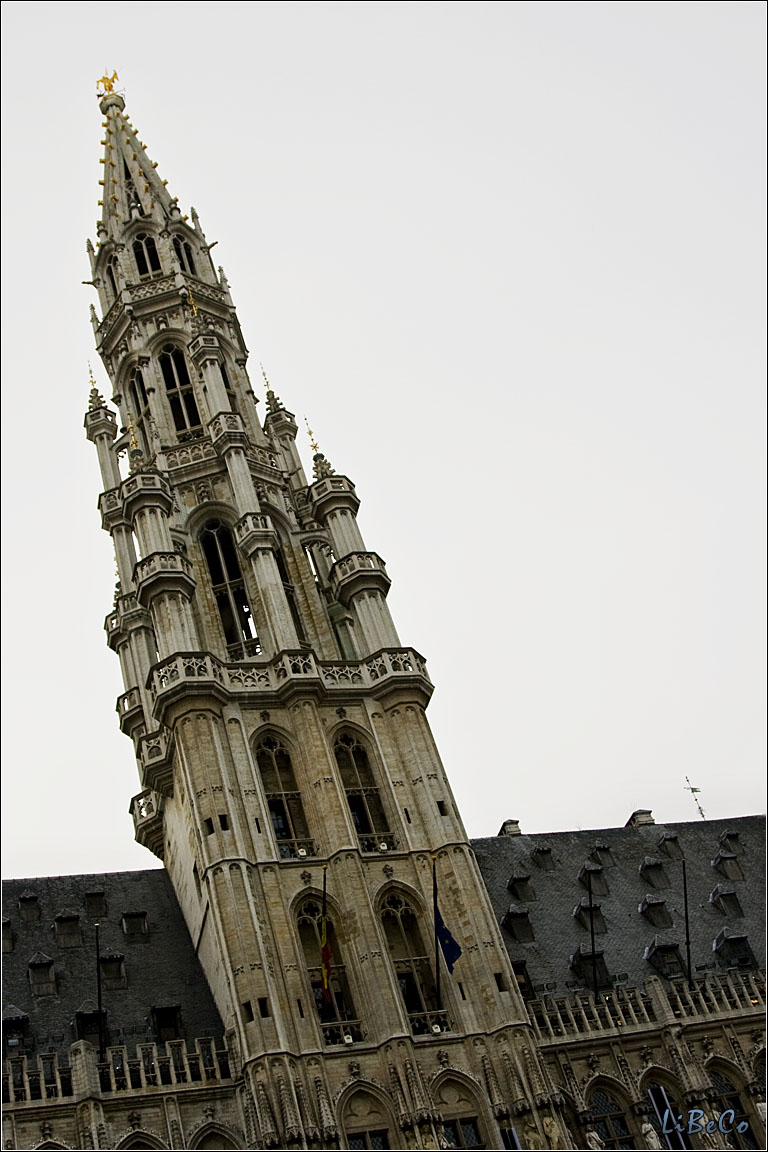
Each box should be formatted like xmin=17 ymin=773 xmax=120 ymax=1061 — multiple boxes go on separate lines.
xmin=639 ymin=857 xmax=670 ymax=889
xmin=719 ymin=829 xmax=742 ymax=855
xmin=132 ymin=232 xmax=161 ymax=278
xmin=658 ymin=832 xmax=684 ymax=860
xmin=54 ymin=914 xmax=82 ymax=948
xmin=531 ymin=845 xmax=556 ymax=871
xmin=121 ymin=912 xmax=148 ymax=937
xmin=712 ymin=852 xmax=744 ymax=881
xmin=158 ymin=344 xmax=201 ymax=438
xmin=85 ymin=891 xmax=107 ymax=918
xmin=173 ymin=235 xmax=196 ymax=275
xmin=506 ymin=874 xmax=536 ymax=902
xmin=573 ymin=897 xmax=607 ymax=934
xmin=28 ymin=953 xmax=56 ymax=996
xmin=570 ymin=944 xmax=610 ymax=989
xmin=644 ymin=936 xmax=684 ymax=979
xmin=99 ymin=952 xmax=126 ymax=989
xmin=578 ymin=862 xmax=609 ymax=896
xmin=639 ymin=896 xmax=673 ymax=928
xmin=590 ymin=843 xmax=615 ymax=868
xmin=713 ymin=929 xmax=757 ymax=970
xmin=709 ymin=885 xmax=744 ymax=919
xmin=501 ymin=905 xmax=535 ymax=942
xmin=18 ymin=892 xmax=39 ymax=922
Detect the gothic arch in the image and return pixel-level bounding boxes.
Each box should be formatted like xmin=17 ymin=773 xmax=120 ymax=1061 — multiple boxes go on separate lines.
xmin=336 ymin=1080 xmax=398 ymax=1147
xmin=187 ymin=1122 xmax=243 ymax=1149
xmin=637 ymin=1064 xmax=684 ymax=1099
xmin=703 ymin=1055 xmax=749 ymax=1087
xmin=374 ymin=879 xmax=429 ymax=919
xmin=34 ymin=1144 xmax=70 ymax=1150
xmin=433 ymin=1073 xmax=493 ymax=1151
xmin=184 ymin=500 xmax=239 ymax=539
xmin=584 ymin=1077 xmax=637 ymax=1150
xmin=114 ymin=1131 xmax=168 ymax=1150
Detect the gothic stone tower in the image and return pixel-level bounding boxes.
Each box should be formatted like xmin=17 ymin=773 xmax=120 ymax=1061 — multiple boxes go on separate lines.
xmin=84 ymin=87 xmax=561 ymax=1150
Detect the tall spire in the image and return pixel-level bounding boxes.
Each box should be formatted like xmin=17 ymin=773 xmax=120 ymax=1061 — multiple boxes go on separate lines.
xmin=97 ymin=82 xmax=178 ymax=238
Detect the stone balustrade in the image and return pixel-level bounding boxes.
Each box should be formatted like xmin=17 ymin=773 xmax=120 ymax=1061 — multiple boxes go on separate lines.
xmin=3 ymin=1039 xmax=230 ymax=1105
xmin=527 ymin=969 xmax=765 ymax=1043
xmin=329 ymin=551 xmax=391 ymax=604
xmin=147 ymin=647 xmax=431 ymax=717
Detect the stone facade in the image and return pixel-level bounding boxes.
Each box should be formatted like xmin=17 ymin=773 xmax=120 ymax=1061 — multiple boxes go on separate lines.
xmin=1 ymin=89 xmax=765 ymax=1150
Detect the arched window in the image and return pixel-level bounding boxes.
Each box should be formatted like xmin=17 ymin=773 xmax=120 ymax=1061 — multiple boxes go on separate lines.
xmin=128 ymin=367 xmax=150 ymax=455
xmin=436 ymin=1078 xmax=487 ymax=1150
xmin=220 ymin=360 xmax=238 ymax=413
xmin=158 ymin=344 xmax=202 ymax=439
xmin=132 ymin=232 xmax=162 ymax=278
xmin=334 ymin=733 xmax=392 ymax=852
xmin=255 ymin=736 xmax=313 ymax=859
xmin=343 ymin=1091 xmax=395 ymax=1150
xmin=297 ymin=898 xmax=360 ymax=1044
xmin=172 ymin=235 xmax=197 ymax=276
xmin=588 ymin=1087 xmax=634 ymax=1150
xmin=380 ymin=892 xmax=443 ymax=1034
xmin=708 ymin=1070 xmax=758 ymax=1150
xmin=200 ymin=519 xmax=260 ymax=659
xmin=105 ymin=255 xmax=119 ymax=300
xmin=646 ymin=1081 xmax=690 ymax=1150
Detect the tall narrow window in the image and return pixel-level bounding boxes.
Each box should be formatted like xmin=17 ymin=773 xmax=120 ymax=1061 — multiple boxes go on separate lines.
xmin=297 ymin=898 xmax=360 ymax=1044
xmin=380 ymin=892 xmax=443 ymax=1034
xmin=255 ymin=736 xmax=313 ymax=859
xmin=200 ymin=519 xmax=261 ymax=658
xmin=220 ymin=361 xmax=238 ymax=412
xmin=334 ymin=733 xmax=392 ymax=852
xmin=707 ymin=1071 xmax=756 ymax=1150
xmin=588 ymin=1088 xmax=634 ymax=1150
xmin=159 ymin=344 xmax=202 ymax=439
xmin=132 ymin=232 xmax=161 ymax=278
xmin=128 ymin=367 xmax=151 ymax=455
xmin=172 ymin=235 xmax=196 ymax=275
xmin=275 ymin=547 xmax=307 ymax=643
xmin=105 ymin=256 xmax=119 ymax=300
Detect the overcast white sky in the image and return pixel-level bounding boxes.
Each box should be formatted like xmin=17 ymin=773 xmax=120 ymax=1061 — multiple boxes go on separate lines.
xmin=1 ymin=2 xmax=765 ymax=879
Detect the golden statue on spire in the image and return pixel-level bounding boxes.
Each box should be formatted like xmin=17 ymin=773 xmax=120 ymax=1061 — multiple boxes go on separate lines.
xmin=305 ymin=417 xmax=319 ymax=454
xmin=97 ymin=70 xmax=119 ymax=97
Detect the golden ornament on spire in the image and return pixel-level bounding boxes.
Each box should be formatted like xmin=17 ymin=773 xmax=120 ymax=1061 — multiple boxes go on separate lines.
xmin=260 ymin=363 xmax=270 ymax=392
xmin=96 ymin=70 xmax=119 ymax=97
xmin=305 ymin=417 xmax=319 ymax=454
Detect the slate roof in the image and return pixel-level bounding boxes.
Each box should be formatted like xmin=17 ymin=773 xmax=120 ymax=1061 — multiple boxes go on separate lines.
xmin=2 ymin=870 xmax=223 ymax=1058
xmin=473 ymin=814 xmax=766 ymax=994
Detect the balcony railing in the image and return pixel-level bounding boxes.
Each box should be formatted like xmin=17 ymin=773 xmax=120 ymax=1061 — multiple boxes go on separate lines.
xmin=527 ymin=969 xmax=765 ymax=1043
xmin=358 ymin=833 xmax=398 ymax=854
xmin=319 ymin=1020 xmax=364 ymax=1046
xmin=409 ymin=1010 xmax=451 ymax=1037
xmin=276 ymin=838 xmax=317 ymax=860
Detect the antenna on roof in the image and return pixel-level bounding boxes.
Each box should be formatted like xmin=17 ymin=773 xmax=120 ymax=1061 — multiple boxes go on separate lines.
xmin=684 ymin=777 xmax=706 ymax=819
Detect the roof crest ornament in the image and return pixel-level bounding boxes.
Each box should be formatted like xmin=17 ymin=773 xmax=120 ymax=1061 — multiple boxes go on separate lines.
xmin=306 ymin=417 xmax=335 ymax=480
xmin=261 ymin=363 xmax=285 ymax=415
xmin=88 ymin=363 xmax=106 ymax=410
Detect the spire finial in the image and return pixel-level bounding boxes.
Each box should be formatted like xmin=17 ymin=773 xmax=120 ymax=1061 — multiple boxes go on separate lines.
xmin=96 ymin=70 xmax=119 ymax=98
xmin=305 ymin=417 xmax=319 ymax=455
xmin=306 ymin=418 xmax=335 ymax=480
xmin=88 ymin=362 xmax=105 ymax=410
xmin=261 ymin=364 xmax=285 ymax=415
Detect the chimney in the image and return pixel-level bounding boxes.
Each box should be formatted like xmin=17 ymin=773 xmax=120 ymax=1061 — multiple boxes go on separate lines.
xmin=626 ymin=809 xmax=655 ymax=827
xmin=498 ymin=819 xmax=522 ymax=837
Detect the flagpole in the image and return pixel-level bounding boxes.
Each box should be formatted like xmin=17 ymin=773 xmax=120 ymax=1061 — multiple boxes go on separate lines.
xmin=432 ymin=856 xmax=441 ymax=1011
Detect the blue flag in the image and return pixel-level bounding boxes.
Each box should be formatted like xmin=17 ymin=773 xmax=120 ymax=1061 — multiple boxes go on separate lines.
xmin=434 ymin=901 xmax=463 ymax=972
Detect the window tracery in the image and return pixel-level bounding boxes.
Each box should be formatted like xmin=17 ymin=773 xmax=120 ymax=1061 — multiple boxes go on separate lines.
xmin=199 ymin=519 xmax=260 ymax=659
xmin=159 ymin=344 xmax=201 ymax=438
xmin=380 ymin=891 xmax=444 ymax=1034
xmin=255 ymin=736 xmax=313 ymax=859
xmin=334 ymin=733 xmax=392 ymax=852
xmin=132 ymin=232 xmax=161 ymax=278
xmin=297 ymin=898 xmax=360 ymax=1044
